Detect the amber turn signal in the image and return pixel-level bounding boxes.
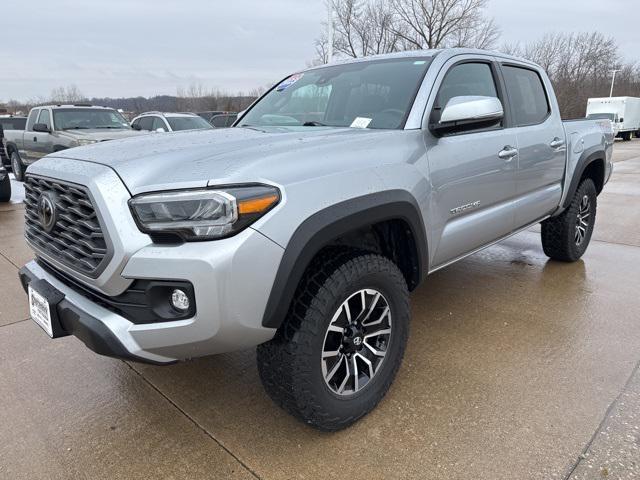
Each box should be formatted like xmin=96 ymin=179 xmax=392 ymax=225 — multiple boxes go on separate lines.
xmin=238 ymin=194 xmax=279 ymax=215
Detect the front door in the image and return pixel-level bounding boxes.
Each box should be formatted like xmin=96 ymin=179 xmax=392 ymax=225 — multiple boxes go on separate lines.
xmin=425 ymin=59 xmax=519 ymax=268
xmin=31 ymin=108 xmax=55 ymax=162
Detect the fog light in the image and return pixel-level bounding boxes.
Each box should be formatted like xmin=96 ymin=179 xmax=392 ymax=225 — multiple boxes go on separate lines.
xmin=171 ymin=289 xmax=190 ymax=311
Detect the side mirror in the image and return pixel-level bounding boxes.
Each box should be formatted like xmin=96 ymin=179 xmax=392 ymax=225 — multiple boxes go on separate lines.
xmin=33 ymin=123 xmax=51 ymax=133
xmin=431 ymin=96 xmax=503 ymax=136
xmin=131 ymin=123 xmax=142 ymax=131
xmin=619 ymin=118 xmax=624 ymax=123
xmin=155 ymin=128 xmax=166 ymax=133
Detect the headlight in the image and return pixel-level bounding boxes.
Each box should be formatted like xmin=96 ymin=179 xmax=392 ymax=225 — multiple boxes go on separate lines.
xmin=129 ymin=185 xmax=280 ymax=241
xmin=76 ymin=139 xmax=98 ymax=146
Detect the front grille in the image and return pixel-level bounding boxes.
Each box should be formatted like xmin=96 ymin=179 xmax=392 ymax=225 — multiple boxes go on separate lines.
xmin=24 ymin=175 xmax=109 ymax=277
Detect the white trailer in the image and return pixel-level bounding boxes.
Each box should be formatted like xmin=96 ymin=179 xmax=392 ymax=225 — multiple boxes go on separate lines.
xmin=586 ymin=97 xmax=640 ymax=141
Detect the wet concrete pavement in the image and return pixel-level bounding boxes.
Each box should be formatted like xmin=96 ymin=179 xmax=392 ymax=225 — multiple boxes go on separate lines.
xmin=1 ymin=141 xmax=639 ymax=479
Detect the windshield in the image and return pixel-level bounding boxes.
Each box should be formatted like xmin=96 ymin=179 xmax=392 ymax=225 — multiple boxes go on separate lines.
xmin=167 ymin=116 xmax=212 ymax=131
xmin=52 ymin=108 xmax=131 ymax=130
xmin=0 ymin=117 xmax=27 ymax=130
xmin=587 ymin=113 xmax=616 ymax=121
xmin=238 ymin=57 xmax=432 ymax=130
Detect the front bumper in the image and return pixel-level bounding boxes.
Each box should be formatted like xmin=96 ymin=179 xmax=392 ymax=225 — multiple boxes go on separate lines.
xmin=19 ymin=225 xmax=284 ymax=364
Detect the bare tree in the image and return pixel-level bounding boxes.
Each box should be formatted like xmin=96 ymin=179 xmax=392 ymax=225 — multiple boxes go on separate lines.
xmin=50 ymin=85 xmax=86 ymax=104
xmin=330 ymin=0 xmax=401 ymax=58
xmin=317 ymin=0 xmax=499 ymax=63
xmin=391 ymin=0 xmax=499 ymax=49
xmin=500 ymin=32 xmax=622 ymax=118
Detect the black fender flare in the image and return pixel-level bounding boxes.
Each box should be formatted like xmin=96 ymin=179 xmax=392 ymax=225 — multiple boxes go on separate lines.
xmin=261 ymin=190 xmax=428 ymax=329
xmin=562 ymin=146 xmax=606 ymax=209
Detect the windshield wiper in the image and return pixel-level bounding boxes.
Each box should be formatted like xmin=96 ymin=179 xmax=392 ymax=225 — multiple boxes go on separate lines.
xmin=63 ymin=126 xmax=90 ymax=130
xmin=302 ymin=121 xmax=328 ymax=127
xmin=94 ymin=126 xmax=126 ymax=129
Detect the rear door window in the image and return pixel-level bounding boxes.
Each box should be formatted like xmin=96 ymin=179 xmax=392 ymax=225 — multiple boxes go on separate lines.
xmin=502 ymin=65 xmax=550 ymax=126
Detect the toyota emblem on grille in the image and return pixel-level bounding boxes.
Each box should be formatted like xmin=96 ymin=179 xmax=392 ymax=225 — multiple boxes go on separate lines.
xmin=37 ymin=192 xmax=58 ymax=233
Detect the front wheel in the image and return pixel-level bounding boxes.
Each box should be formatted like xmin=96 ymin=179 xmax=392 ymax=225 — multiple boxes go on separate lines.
xmin=541 ymin=178 xmax=597 ymax=262
xmin=10 ymin=152 xmax=25 ymax=182
xmin=257 ymin=251 xmax=410 ymax=431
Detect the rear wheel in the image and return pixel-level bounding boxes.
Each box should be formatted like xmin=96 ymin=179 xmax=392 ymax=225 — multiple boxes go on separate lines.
xmin=0 ymin=174 xmax=11 ymax=202
xmin=541 ymin=178 xmax=597 ymax=262
xmin=257 ymin=251 xmax=410 ymax=431
xmin=11 ymin=151 xmax=25 ymax=181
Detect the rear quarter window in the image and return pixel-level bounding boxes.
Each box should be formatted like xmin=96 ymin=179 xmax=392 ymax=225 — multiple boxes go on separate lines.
xmin=502 ymin=65 xmax=550 ymax=126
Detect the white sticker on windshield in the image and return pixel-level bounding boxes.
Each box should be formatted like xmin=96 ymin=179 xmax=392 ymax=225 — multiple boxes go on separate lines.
xmin=350 ymin=117 xmax=372 ymax=129
xmin=276 ymin=73 xmax=304 ymax=92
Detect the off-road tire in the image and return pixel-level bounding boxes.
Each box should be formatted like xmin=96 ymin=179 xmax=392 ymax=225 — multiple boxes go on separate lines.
xmin=11 ymin=152 xmax=24 ymax=182
xmin=541 ymin=178 xmax=597 ymax=262
xmin=257 ymin=250 xmax=410 ymax=431
xmin=0 ymin=174 xmax=11 ymax=202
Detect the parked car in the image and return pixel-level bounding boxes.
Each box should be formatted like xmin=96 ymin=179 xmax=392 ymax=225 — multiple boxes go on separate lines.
xmin=587 ymin=97 xmax=640 ymax=141
xmin=4 ymin=105 xmax=146 ymax=181
xmin=0 ymin=164 xmax=10 ymax=202
xmin=196 ymin=111 xmax=227 ymax=122
xmin=0 ymin=115 xmax=27 ymax=169
xmin=209 ymin=113 xmax=238 ymax=128
xmin=18 ymin=49 xmax=614 ymax=431
xmin=131 ymin=112 xmax=213 ymax=132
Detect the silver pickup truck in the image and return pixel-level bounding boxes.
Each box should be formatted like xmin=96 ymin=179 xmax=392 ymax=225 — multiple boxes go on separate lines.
xmin=18 ymin=49 xmax=613 ymax=431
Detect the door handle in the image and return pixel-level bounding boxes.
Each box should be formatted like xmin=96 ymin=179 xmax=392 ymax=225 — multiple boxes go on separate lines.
xmin=498 ymin=146 xmax=518 ymax=160
xmin=550 ymin=137 xmax=565 ymax=149
xmin=33 ymin=137 xmax=37 ymax=142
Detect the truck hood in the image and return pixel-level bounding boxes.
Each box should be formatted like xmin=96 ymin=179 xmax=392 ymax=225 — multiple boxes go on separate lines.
xmin=54 ymin=126 xmax=406 ymax=194
xmin=60 ymin=129 xmax=147 ymax=142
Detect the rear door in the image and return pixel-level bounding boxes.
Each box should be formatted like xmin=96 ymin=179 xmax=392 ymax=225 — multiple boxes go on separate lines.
xmin=500 ymin=63 xmax=565 ymax=228
xmin=425 ymin=57 xmax=519 ymax=267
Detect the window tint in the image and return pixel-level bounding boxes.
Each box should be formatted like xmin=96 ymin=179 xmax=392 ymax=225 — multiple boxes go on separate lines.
xmin=210 ymin=114 xmax=238 ymax=128
xmin=502 ymin=66 xmax=549 ymax=126
xmin=138 ymin=116 xmax=154 ymax=131
xmin=166 ymin=116 xmax=212 ymax=131
xmin=38 ymin=109 xmax=52 ymax=129
xmin=436 ymin=62 xmax=498 ymax=109
xmin=151 ymin=117 xmax=167 ymax=131
xmin=26 ymin=109 xmax=39 ymax=131
xmin=0 ymin=118 xmax=27 ymax=130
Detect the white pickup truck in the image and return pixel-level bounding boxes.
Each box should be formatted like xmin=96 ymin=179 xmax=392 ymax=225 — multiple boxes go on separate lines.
xmin=19 ymin=49 xmax=614 ymax=430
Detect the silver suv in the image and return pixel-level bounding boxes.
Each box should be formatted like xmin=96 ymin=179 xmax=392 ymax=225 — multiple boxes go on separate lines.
xmin=19 ymin=49 xmax=613 ymax=430
xmin=131 ymin=112 xmax=212 ymax=132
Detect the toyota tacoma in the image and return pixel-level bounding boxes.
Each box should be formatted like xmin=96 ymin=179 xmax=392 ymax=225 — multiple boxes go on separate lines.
xmin=18 ymin=49 xmax=614 ymax=430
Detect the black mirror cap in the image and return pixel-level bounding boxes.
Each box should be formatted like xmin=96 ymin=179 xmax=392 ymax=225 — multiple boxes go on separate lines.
xmin=33 ymin=123 xmax=51 ymax=133
xmin=131 ymin=123 xmax=142 ymax=131
xmin=429 ymin=115 xmax=502 ymax=137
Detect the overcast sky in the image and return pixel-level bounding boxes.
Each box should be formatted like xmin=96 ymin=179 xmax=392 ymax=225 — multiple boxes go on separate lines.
xmin=1 ymin=0 xmax=637 ymax=102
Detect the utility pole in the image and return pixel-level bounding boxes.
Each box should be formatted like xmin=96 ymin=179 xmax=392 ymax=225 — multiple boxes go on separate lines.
xmin=327 ymin=2 xmax=334 ymax=64
xmin=609 ymin=69 xmax=622 ymax=97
